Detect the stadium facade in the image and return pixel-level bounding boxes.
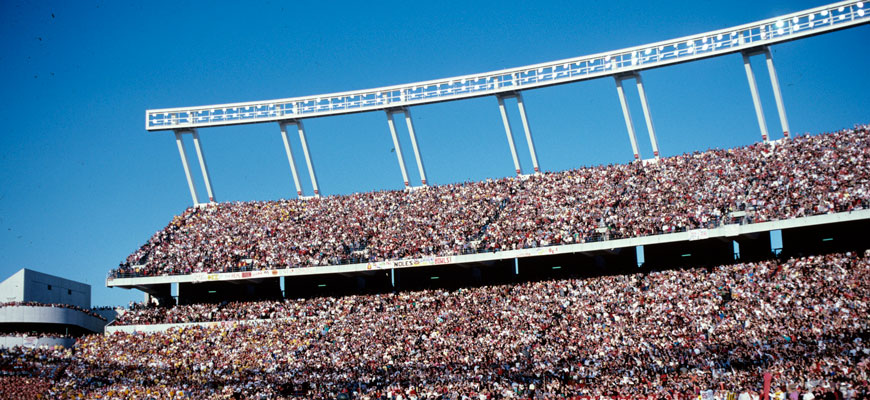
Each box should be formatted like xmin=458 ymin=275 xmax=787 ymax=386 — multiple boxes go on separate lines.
xmin=0 ymin=269 xmax=111 ymax=347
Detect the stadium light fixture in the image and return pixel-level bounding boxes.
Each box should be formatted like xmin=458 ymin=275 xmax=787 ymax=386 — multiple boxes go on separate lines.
xmin=146 ymin=1 xmax=870 ymax=131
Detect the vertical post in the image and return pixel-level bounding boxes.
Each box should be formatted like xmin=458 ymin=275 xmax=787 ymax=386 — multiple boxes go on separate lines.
xmin=497 ymin=95 xmax=523 ymax=176
xmin=390 ymin=269 xmax=396 ymax=287
xmin=279 ymin=122 xmax=304 ymax=197
xmin=515 ymin=92 xmax=541 ymax=173
xmin=615 ymin=76 xmax=641 ymax=160
xmin=763 ymin=47 xmax=790 ymax=138
xmin=634 ymin=73 xmax=660 ymax=160
xmin=174 ymin=131 xmax=199 ymax=205
xmin=190 ymin=129 xmax=215 ymax=202
xmin=514 ymin=258 xmax=519 ymax=275
xmin=742 ymin=52 xmax=769 ymax=142
xmin=386 ymin=110 xmax=410 ymax=188
xmin=403 ymin=108 xmax=428 ymax=186
xmin=296 ymin=121 xmax=321 ymax=197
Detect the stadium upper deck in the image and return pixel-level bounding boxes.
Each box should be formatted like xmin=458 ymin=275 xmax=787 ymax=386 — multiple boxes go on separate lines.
xmin=108 ymin=125 xmax=870 ymax=293
xmin=118 ymin=2 xmax=870 ymax=300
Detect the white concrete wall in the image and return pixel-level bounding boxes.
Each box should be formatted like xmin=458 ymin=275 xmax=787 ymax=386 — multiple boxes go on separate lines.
xmin=22 ymin=270 xmax=90 ymax=309
xmin=0 ymin=269 xmax=91 ymax=308
xmin=106 ymin=317 xmax=277 ymax=334
xmin=0 ymin=335 xmax=76 ymax=348
xmin=0 ymin=306 xmax=106 ymax=333
xmin=0 ymin=270 xmax=25 ymax=302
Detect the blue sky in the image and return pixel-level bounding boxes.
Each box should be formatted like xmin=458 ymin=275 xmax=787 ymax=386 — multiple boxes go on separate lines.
xmin=1 ymin=0 xmax=868 ymax=307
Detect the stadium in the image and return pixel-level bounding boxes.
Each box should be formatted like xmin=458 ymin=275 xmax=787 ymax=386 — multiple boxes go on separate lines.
xmin=2 ymin=1 xmax=870 ymax=399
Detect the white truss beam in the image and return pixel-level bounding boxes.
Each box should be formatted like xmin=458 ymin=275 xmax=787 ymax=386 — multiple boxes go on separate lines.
xmin=146 ymin=1 xmax=868 ymax=131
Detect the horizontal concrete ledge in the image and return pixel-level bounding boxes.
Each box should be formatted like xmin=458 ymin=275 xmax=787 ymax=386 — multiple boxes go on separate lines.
xmin=105 ymin=317 xmax=279 ymax=335
xmin=0 ymin=336 xmax=76 ymax=348
xmin=0 ymin=306 xmax=107 ymax=333
xmin=107 ymin=209 xmax=870 ymax=288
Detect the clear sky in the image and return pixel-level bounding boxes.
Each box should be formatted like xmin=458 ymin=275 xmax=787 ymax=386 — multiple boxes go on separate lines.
xmin=1 ymin=0 xmax=867 ymax=307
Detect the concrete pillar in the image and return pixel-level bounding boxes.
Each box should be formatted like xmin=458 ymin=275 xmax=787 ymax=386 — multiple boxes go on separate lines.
xmin=615 ymin=77 xmax=641 ymax=160
xmin=174 ymin=131 xmax=199 ymax=205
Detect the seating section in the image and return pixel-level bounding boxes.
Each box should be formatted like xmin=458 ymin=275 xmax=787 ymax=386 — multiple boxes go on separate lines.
xmin=4 ymin=252 xmax=865 ymax=398
xmin=113 ymin=125 xmax=870 ymax=278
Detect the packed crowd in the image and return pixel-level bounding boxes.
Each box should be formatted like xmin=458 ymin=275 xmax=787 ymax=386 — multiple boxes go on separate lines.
xmin=0 ymin=346 xmax=67 ymax=400
xmin=0 ymin=302 xmax=107 ymax=321
xmin=0 ymin=376 xmax=54 ymax=400
xmin=4 ymin=251 xmax=864 ymax=398
xmin=113 ymin=125 xmax=870 ymax=278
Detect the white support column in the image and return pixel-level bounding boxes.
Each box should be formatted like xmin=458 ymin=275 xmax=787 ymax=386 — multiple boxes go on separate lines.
xmin=279 ymin=122 xmax=304 ymax=197
xmin=497 ymin=95 xmax=523 ymax=176
xmin=514 ymin=92 xmax=541 ymax=173
xmin=190 ymin=129 xmax=215 ymax=203
xmin=634 ymin=74 xmax=660 ymax=160
xmin=763 ymin=47 xmax=790 ymax=139
xmin=296 ymin=121 xmax=321 ymax=197
xmin=386 ymin=111 xmax=410 ymax=188
xmin=615 ymin=76 xmax=641 ymax=160
xmin=403 ymin=108 xmax=428 ymax=186
xmin=742 ymin=52 xmax=769 ymax=142
xmin=174 ymin=131 xmax=199 ymax=205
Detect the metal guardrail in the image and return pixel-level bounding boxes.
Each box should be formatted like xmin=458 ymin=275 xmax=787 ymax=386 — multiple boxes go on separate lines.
xmin=145 ymin=1 xmax=868 ymax=131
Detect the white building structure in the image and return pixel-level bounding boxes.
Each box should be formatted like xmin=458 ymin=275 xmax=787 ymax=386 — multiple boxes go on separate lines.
xmin=0 ymin=269 xmax=111 ymax=348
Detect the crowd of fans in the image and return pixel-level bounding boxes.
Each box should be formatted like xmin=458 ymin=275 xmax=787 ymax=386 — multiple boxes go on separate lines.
xmin=0 ymin=376 xmax=54 ymax=400
xmin=5 ymin=251 xmax=869 ymax=398
xmin=0 ymin=302 xmax=107 ymax=321
xmin=112 ymin=125 xmax=870 ymax=278
xmin=0 ymin=346 xmax=67 ymax=400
